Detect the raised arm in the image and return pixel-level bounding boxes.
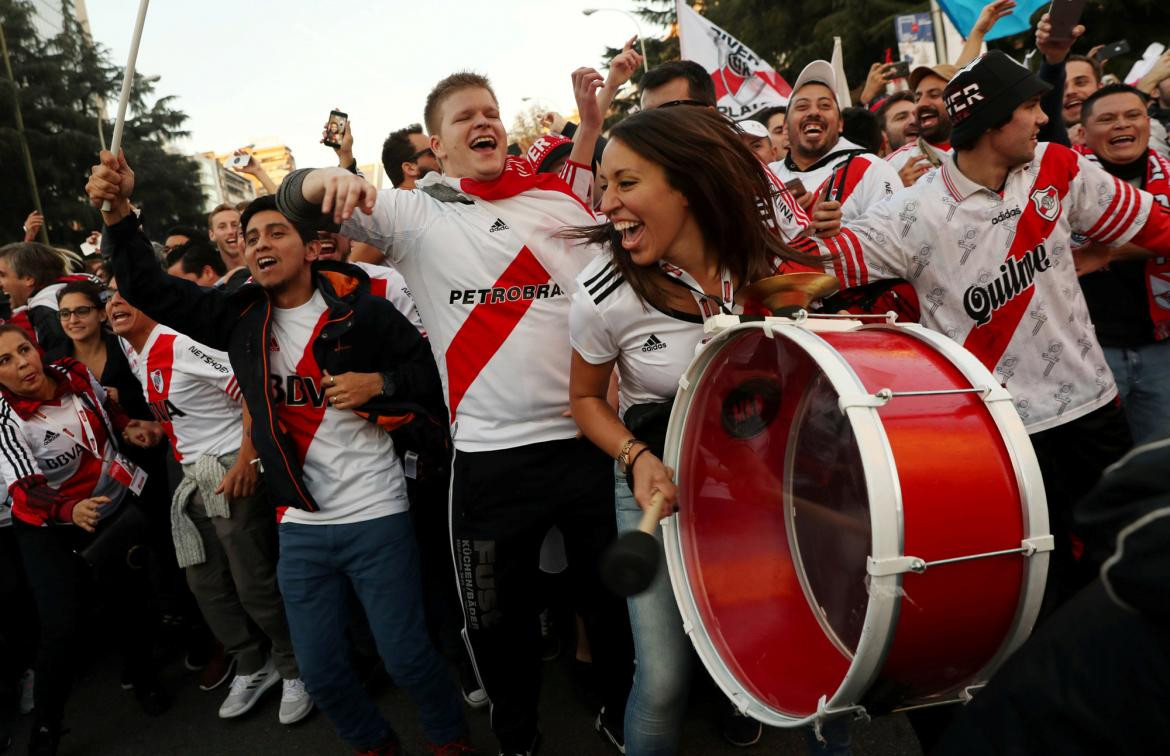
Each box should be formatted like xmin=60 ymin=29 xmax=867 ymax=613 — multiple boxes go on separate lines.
xmin=86 ymin=150 xmax=242 ymax=351
xmin=955 ymin=0 xmax=1016 ymax=68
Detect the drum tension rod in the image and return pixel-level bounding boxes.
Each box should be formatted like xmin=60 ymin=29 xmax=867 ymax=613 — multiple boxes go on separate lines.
xmin=839 ymin=386 xmax=992 ymax=411
xmin=867 ymin=536 xmax=1055 ymax=577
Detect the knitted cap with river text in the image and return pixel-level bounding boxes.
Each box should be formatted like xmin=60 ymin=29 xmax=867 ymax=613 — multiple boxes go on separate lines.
xmin=944 ymin=51 xmax=1051 ymax=147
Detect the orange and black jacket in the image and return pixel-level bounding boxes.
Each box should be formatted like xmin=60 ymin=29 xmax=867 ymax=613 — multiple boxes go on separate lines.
xmin=101 ymin=213 xmax=447 ymax=514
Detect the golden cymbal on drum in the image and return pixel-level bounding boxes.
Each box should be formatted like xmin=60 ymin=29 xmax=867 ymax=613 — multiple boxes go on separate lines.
xmin=738 ymin=273 xmax=841 ymax=314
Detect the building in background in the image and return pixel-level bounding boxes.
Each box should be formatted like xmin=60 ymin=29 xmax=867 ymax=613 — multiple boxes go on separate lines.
xmin=193 ymin=155 xmax=255 ymax=214
xmin=210 ymin=143 xmax=296 ymax=195
xmin=358 ymin=163 xmax=385 ymax=189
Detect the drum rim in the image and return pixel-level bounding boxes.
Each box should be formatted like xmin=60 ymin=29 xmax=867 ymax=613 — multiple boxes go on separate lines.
xmin=661 ymin=318 xmax=905 ymax=727
xmin=865 ymin=322 xmax=1050 ymax=699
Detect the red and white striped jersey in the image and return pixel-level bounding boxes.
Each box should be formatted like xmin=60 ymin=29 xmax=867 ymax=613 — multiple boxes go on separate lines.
xmin=818 ymin=143 xmax=1161 ymax=432
xmin=268 ymin=291 xmax=408 ymax=524
xmin=134 ymin=325 xmax=242 ymax=463
xmin=769 ymin=138 xmax=901 ymax=222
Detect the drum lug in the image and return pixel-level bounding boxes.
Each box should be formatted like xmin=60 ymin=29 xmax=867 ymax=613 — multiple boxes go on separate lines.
xmin=1021 ymin=535 xmax=1055 ymax=555
xmin=960 ymin=683 xmax=986 ymax=702
xmin=813 ymin=695 xmax=870 ymax=743
xmin=867 ymin=555 xmax=926 ymax=576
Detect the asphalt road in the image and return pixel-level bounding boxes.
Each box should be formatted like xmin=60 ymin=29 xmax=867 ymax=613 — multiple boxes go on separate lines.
xmin=6 ymin=647 xmax=925 ymax=756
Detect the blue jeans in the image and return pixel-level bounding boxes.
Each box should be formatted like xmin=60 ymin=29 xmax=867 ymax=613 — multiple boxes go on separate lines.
xmin=616 ymin=471 xmax=693 ymax=756
xmin=618 ymin=471 xmax=851 ymax=755
xmin=277 ymin=513 xmax=464 ymax=749
xmin=1104 ymin=341 xmax=1170 ymax=446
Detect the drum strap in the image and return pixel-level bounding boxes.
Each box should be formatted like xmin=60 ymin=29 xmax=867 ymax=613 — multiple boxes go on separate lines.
xmin=658 ymin=262 xmax=735 ymax=319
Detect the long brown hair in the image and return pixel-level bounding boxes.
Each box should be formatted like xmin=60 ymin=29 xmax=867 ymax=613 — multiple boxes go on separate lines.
xmin=562 ymin=107 xmax=816 ymax=310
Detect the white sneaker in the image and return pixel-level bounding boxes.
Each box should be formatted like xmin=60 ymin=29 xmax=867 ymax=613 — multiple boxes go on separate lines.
xmin=278 ymin=678 xmax=313 ymax=725
xmin=19 ymin=669 xmax=34 ymax=714
xmin=217 ymin=657 xmax=279 ymax=719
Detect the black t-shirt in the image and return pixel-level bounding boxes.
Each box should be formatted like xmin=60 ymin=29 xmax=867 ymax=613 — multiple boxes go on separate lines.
xmin=1078 ymin=158 xmax=1154 ymax=348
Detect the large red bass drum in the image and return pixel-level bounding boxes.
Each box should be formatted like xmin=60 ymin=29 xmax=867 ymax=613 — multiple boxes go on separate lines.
xmin=661 ymin=314 xmax=1052 ymax=727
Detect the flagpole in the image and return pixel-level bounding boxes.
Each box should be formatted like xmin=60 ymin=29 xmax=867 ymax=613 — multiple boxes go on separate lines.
xmin=102 ymin=0 xmax=150 ymax=212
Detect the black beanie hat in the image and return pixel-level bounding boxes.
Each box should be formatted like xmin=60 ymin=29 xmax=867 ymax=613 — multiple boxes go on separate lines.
xmin=944 ymin=51 xmax=1052 ymax=148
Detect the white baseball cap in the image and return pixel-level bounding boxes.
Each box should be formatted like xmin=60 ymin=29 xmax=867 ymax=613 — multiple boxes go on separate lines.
xmin=791 ymin=60 xmax=839 ymax=100
xmin=736 ymin=119 xmax=770 ymax=138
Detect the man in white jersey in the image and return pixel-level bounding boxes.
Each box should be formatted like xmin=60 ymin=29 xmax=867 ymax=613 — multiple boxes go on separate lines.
xmin=86 ymin=157 xmax=470 ymax=755
xmin=639 ymin=59 xmax=813 ymax=241
xmin=768 ymin=60 xmax=902 ymax=223
xmin=277 ymin=71 xmax=635 ymax=755
xmin=107 ymin=280 xmax=309 ymax=724
xmin=886 ymin=64 xmax=957 ymax=186
xmin=816 ymin=51 xmax=1170 ymax=602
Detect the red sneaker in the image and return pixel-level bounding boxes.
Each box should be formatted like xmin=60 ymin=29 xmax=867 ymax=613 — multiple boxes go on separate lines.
xmin=355 ymin=738 xmax=400 ymax=756
xmin=428 ymin=736 xmax=477 ymax=755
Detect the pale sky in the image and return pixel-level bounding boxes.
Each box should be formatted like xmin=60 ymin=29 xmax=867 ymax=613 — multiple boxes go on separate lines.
xmin=86 ymin=0 xmax=661 ymax=171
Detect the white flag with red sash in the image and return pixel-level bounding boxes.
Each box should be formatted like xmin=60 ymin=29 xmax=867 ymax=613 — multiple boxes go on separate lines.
xmin=676 ymin=1 xmax=791 ymax=118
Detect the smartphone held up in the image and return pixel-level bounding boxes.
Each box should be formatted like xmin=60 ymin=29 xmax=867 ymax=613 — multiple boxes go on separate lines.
xmin=323 ymin=109 xmax=348 ymax=149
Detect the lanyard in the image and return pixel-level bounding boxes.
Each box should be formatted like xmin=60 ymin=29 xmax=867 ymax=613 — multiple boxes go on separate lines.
xmin=33 ymin=393 xmax=103 ymax=460
xmin=659 ymin=262 xmax=735 ymax=319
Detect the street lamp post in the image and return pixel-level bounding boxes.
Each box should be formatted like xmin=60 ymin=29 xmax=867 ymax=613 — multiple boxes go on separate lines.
xmin=582 ymin=7 xmax=650 ymax=73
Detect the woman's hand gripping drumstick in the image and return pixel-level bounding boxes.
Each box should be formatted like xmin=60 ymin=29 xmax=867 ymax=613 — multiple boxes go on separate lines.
xmin=600 ymin=490 xmax=669 ymax=597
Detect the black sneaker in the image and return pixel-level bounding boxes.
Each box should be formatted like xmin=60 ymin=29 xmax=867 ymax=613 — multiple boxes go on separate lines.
xmin=498 ymin=731 xmax=540 ymax=756
xmin=27 ymin=723 xmax=62 ymax=756
xmin=720 ymin=704 xmax=762 ymax=747
xmin=594 ymin=707 xmax=625 ymax=754
xmin=135 ymin=678 xmax=172 ymax=717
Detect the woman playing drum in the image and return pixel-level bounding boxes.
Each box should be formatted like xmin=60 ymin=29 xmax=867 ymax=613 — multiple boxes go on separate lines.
xmin=565 ymin=106 xmax=829 ymax=755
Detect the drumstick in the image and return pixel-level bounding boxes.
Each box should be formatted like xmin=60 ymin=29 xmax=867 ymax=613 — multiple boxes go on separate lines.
xmin=102 ymin=0 xmax=151 ymax=212
xmin=600 ymin=490 xmax=666 ymax=597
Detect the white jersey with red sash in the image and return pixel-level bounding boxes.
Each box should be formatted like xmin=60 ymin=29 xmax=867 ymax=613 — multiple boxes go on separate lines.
xmin=268 ymin=290 xmax=407 ymax=524
xmin=769 ymin=137 xmax=901 ymax=222
xmin=886 ymin=139 xmax=953 ymax=178
xmin=136 ymin=325 xmax=242 ymax=463
xmin=1075 ymin=146 xmax=1170 ymax=340
xmin=818 ymin=143 xmax=1157 ymax=432
xmin=340 ymin=157 xmax=598 ymax=452
xmin=350 ymin=261 xmax=426 ymax=334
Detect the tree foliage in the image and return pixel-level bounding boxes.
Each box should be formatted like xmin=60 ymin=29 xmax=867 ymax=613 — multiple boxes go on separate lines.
xmin=0 ymin=0 xmax=204 ymax=247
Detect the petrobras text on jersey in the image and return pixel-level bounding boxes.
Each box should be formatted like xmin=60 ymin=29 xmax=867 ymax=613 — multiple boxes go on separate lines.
xmin=448 ymin=282 xmax=564 ymax=306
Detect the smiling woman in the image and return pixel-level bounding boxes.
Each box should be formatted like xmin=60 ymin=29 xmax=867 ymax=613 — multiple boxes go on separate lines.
xmin=0 ymin=324 xmax=168 ymax=749
xmin=563 ymin=105 xmax=818 ymax=755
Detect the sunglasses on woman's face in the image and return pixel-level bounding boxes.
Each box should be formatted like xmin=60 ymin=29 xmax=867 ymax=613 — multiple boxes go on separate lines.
xmin=58 ymin=306 xmax=97 ymax=320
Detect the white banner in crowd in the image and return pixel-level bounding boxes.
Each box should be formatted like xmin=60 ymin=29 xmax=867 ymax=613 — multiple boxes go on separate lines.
xmin=676 ymin=0 xmax=791 ymax=118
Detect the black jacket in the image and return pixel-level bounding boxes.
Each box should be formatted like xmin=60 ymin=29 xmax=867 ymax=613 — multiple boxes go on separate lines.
xmin=102 ymin=213 xmax=446 ymax=513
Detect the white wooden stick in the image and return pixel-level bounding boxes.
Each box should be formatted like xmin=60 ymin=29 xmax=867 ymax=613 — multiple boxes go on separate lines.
xmin=102 ymin=0 xmax=150 ymax=212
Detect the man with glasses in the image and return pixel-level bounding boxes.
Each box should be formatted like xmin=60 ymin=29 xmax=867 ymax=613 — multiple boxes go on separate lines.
xmin=382 ymin=124 xmax=442 ymax=190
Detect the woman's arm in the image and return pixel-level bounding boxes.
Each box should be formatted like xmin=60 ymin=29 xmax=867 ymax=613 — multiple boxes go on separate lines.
xmin=569 ymin=351 xmax=677 ymax=516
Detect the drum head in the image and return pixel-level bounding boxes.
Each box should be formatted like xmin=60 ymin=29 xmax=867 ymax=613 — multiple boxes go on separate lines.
xmin=671 ymin=326 xmax=872 ymax=720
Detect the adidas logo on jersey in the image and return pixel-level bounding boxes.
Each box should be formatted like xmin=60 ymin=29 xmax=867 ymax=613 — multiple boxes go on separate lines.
xmin=991 ymin=207 xmax=1021 ymax=225
xmin=489 ymin=218 xmax=509 ymax=233
xmin=269 ymin=337 xmax=280 ymax=352
xmin=641 ymin=334 xmax=667 ymax=352
xmin=42 ymin=430 xmax=59 ymax=447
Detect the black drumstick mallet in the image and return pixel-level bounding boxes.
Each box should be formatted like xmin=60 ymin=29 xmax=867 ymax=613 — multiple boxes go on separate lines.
xmin=600 ymin=491 xmax=666 ymax=596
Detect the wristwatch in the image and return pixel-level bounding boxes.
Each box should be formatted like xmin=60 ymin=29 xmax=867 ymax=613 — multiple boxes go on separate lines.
xmin=380 ymin=373 xmax=395 ymax=398
xmin=617 ymin=437 xmax=643 ymax=473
